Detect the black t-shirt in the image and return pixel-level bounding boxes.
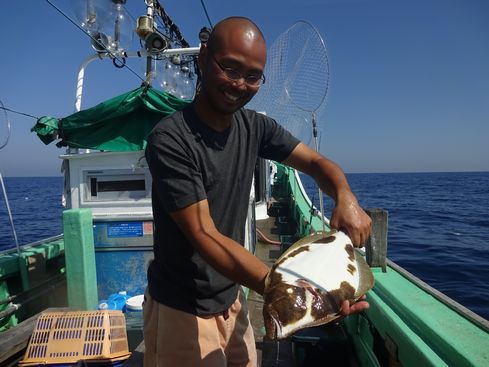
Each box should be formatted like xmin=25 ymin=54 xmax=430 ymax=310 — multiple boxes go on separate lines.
xmin=145 ymin=105 xmax=300 ymax=315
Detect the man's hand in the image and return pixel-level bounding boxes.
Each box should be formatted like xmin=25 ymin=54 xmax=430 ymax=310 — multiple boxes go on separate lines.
xmin=329 ymin=192 xmax=372 ymax=247
xmin=340 ymin=295 xmax=369 ymax=316
xmin=282 ymin=143 xmax=372 ymax=247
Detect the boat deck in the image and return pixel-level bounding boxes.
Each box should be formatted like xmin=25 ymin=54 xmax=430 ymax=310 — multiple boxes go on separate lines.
xmin=124 ymin=209 xmax=358 ymax=366
xmin=2 ymin=204 xmax=358 ymax=366
xmin=122 ymin=215 xmax=295 ymax=366
xmin=249 ymin=215 xmax=295 ymax=367
xmin=249 ymin=215 xmax=359 ymax=367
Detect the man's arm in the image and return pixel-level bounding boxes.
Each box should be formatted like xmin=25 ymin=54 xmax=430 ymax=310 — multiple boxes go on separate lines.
xmin=283 ymin=142 xmax=371 ymax=313
xmin=170 ymin=199 xmax=270 ymax=295
xmin=283 ymin=142 xmax=372 ymax=246
xmin=169 ymin=179 xmax=369 ymax=314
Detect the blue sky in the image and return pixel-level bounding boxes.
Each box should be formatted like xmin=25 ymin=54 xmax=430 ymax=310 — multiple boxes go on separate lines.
xmin=0 ymin=0 xmax=488 ymax=176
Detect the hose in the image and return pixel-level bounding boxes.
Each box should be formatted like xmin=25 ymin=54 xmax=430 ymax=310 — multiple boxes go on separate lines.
xmin=256 ymin=228 xmax=281 ymax=246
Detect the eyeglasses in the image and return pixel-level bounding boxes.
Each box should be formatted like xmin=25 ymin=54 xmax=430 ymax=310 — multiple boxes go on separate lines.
xmin=209 ymin=51 xmax=266 ymax=87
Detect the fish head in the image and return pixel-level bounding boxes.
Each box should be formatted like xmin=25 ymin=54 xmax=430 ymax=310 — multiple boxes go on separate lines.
xmin=263 ymin=275 xmax=356 ymax=339
xmin=263 ymin=281 xmax=309 ymax=340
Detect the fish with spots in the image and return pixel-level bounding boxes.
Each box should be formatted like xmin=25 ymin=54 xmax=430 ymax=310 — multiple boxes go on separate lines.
xmin=262 ymin=230 xmax=374 ymax=340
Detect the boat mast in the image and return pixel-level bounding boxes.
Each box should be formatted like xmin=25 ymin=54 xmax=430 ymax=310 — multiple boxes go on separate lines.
xmin=137 ymin=0 xmax=159 ymax=86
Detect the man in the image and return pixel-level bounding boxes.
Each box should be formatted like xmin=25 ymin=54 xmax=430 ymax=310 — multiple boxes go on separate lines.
xmin=144 ymin=16 xmax=371 ymax=367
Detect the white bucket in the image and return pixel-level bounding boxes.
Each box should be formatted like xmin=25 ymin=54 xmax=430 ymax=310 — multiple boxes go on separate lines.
xmin=125 ymin=294 xmax=144 ymax=312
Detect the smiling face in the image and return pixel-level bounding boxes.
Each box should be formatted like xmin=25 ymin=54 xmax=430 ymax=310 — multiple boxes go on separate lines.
xmin=195 ymin=18 xmax=267 ymax=125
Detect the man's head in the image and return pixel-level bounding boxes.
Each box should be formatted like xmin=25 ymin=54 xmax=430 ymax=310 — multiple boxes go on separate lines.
xmin=195 ymin=17 xmax=267 ymax=118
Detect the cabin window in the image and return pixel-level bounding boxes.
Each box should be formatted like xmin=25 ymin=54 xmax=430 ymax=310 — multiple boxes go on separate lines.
xmin=91 ymin=178 xmax=146 ymax=195
xmin=83 ymin=170 xmax=150 ymax=202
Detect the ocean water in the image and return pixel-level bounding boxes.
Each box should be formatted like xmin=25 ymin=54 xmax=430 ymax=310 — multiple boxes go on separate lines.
xmin=1 ymin=173 xmax=488 ymax=320
xmin=301 ymin=171 xmax=489 ymax=320
xmin=0 ymin=177 xmax=64 ymax=250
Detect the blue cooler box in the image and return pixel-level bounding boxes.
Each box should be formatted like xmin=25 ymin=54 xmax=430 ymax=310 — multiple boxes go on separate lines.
xmin=93 ymin=220 xmax=154 ymax=300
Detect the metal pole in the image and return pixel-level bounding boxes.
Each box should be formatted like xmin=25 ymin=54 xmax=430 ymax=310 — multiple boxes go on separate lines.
xmin=312 ymin=113 xmax=326 ymax=234
xmin=0 ymin=172 xmax=20 ymax=256
xmin=74 ymin=48 xmax=200 ymax=112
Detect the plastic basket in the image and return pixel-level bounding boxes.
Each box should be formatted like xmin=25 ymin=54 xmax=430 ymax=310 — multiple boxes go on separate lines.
xmin=19 ymin=310 xmax=131 ymax=366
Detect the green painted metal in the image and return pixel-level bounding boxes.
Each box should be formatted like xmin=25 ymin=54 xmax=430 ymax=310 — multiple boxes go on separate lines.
xmin=0 ymin=253 xmax=18 ymax=278
xmin=274 ymin=164 xmax=331 ymax=235
xmin=345 ymin=287 xmax=449 ymax=366
xmin=278 ymin=162 xmax=489 ymax=367
xmin=364 ymin=267 xmax=489 ymax=366
xmin=18 ymin=255 xmax=29 ymax=291
xmin=63 ymin=208 xmax=98 ymax=310
xmin=0 ymin=237 xmax=65 ymax=328
xmin=343 ymin=314 xmax=380 ymax=367
xmin=0 ymin=282 xmax=17 ymax=331
xmin=0 ymin=237 xmax=64 ymax=279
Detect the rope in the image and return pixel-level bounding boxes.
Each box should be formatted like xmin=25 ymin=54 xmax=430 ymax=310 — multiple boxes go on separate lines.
xmin=0 ymin=106 xmax=38 ymax=120
xmin=200 ymin=0 xmax=214 ymax=29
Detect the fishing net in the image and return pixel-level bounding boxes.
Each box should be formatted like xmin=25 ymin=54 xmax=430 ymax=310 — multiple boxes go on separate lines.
xmin=0 ymin=99 xmax=11 ymax=150
xmin=248 ymin=20 xmax=330 ymax=147
xmin=248 ymin=21 xmax=331 ymax=229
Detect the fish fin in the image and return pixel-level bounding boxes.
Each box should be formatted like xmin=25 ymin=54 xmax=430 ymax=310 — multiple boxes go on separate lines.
xmin=354 ymin=249 xmax=375 ymax=297
xmin=275 ymin=230 xmax=337 ymax=263
xmin=308 ymin=313 xmax=342 ymax=328
xmin=290 ymin=313 xmax=342 ymax=336
xmin=263 ymin=303 xmax=278 ymax=340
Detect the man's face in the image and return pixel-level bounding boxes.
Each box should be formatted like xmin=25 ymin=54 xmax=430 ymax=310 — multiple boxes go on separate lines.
xmin=199 ymin=35 xmax=267 ymax=115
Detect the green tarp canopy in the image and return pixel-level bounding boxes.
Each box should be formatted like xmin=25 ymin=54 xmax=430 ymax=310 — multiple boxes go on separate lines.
xmin=31 ymin=86 xmax=190 ymax=151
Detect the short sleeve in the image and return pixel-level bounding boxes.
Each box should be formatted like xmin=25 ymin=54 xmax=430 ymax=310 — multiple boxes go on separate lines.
xmin=145 ymin=129 xmax=206 ymax=213
xmin=256 ymin=113 xmax=300 ymax=162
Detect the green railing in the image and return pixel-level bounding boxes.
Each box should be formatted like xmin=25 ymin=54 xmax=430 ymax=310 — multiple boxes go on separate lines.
xmin=273 ymin=163 xmax=331 ymax=236
xmin=0 ymin=235 xmax=65 ymax=330
xmin=276 ymin=163 xmax=489 ymax=367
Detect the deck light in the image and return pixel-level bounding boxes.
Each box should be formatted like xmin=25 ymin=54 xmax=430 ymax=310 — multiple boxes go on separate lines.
xmin=198 ymin=27 xmax=211 ymax=44
xmin=97 ymin=0 xmax=134 ymax=53
xmin=72 ymin=0 xmax=99 ymax=35
xmin=73 ymin=0 xmax=134 ymax=54
xmin=137 ymin=15 xmax=168 ymax=54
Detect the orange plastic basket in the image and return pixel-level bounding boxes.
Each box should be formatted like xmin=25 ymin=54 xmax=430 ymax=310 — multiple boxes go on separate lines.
xmin=19 ymin=310 xmax=131 ymax=366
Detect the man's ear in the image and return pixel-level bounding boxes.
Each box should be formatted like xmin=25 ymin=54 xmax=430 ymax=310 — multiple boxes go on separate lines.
xmin=198 ymin=43 xmax=208 ymax=72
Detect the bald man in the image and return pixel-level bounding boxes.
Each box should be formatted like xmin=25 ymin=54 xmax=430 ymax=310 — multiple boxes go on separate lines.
xmin=144 ymin=17 xmax=371 ymax=366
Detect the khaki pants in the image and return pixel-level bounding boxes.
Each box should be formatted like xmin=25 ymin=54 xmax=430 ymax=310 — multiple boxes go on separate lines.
xmin=143 ymin=289 xmax=257 ymax=367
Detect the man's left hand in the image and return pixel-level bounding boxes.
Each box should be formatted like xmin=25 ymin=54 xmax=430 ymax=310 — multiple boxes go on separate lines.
xmin=340 ymin=295 xmax=369 ymax=316
xmin=330 ymin=193 xmax=372 ymax=247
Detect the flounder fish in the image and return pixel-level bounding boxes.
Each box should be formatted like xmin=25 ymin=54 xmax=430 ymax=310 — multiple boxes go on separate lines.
xmin=263 ymin=230 xmax=374 ymax=340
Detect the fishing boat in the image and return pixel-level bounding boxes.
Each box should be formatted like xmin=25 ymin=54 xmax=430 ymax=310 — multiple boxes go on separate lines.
xmin=1 ymin=1 xmax=488 ymax=366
